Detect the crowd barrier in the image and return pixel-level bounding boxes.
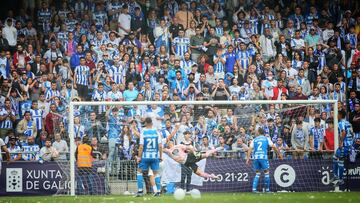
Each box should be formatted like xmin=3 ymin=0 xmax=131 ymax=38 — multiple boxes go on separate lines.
xmin=1 ymin=157 xmax=359 ymax=195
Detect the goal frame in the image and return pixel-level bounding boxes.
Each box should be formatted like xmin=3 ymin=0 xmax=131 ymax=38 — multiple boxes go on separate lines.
xmin=68 ymin=99 xmax=338 ymax=196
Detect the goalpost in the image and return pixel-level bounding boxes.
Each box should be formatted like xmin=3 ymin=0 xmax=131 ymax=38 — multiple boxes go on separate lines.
xmin=68 ymin=100 xmax=339 ymax=196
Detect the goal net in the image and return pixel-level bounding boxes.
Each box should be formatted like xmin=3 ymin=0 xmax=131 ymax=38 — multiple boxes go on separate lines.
xmin=67 ymin=100 xmax=339 ymax=195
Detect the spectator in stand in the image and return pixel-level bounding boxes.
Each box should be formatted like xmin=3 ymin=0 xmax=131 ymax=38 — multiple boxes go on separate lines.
xmin=40 ymin=138 xmax=59 ymax=161
xmin=175 ymin=2 xmax=193 ymax=30
xmin=2 ymin=18 xmax=17 ymax=53
xmin=45 ymin=104 xmax=62 ymax=137
xmin=309 ymin=118 xmax=325 ymax=152
xmin=74 ymin=57 xmax=92 ymax=101
xmin=52 ymin=133 xmax=68 ymax=160
xmin=118 ymin=4 xmax=131 ymax=39
xmin=349 ymin=101 xmax=360 ymax=139
xmin=274 ymin=137 xmax=289 ymax=159
xmin=16 ymin=111 xmax=37 ymax=142
xmin=324 ymin=118 xmax=335 ymax=152
xmin=0 ymin=98 xmax=16 ymax=139
xmin=7 ymin=134 xmax=22 ymax=161
xmin=211 ymin=78 xmax=230 ymax=100
xmin=0 ymin=30 xmax=9 ymax=52
xmin=232 ymin=137 xmax=249 ymax=159
xmin=70 ymin=45 xmax=84 ymax=70
xmin=91 ymin=137 xmax=108 ymax=160
xmin=291 ymin=86 xmax=308 ymax=100
xmin=22 ymin=136 xmax=40 ymax=161
xmin=291 ymin=120 xmax=309 ymax=159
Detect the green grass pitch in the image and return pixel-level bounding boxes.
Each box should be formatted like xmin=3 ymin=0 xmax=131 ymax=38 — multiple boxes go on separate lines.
xmin=1 ymin=192 xmax=360 ymax=203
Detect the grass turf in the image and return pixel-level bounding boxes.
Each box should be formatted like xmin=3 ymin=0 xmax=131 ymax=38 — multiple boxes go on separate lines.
xmin=0 ymin=192 xmax=359 ymax=203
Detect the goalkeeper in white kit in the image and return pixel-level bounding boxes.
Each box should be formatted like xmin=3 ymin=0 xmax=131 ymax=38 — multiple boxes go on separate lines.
xmin=164 ymin=141 xmax=221 ymax=179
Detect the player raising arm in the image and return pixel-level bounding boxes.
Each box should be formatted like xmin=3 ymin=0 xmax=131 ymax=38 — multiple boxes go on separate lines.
xmin=164 ymin=141 xmax=221 ymax=179
xmin=246 ymin=128 xmax=283 ymax=193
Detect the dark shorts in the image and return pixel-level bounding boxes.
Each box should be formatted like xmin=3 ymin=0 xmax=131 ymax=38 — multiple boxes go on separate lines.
xmin=184 ymin=151 xmax=202 ymax=172
xmin=77 ymin=84 xmax=89 ymax=98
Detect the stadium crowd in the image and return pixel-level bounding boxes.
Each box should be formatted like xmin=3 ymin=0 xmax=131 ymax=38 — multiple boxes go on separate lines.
xmin=0 ymin=0 xmax=360 ymax=162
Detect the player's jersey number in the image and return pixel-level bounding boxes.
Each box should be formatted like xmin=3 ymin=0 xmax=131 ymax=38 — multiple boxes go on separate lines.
xmin=146 ymin=138 xmax=157 ymax=149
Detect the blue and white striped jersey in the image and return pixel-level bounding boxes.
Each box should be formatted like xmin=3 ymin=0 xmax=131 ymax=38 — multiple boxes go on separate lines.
xmin=65 ymin=19 xmax=78 ymax=32
xmin=0 ymin=57 xmax=7 ymax=79
xmin=314 ymin=49 xmax=326 ymax=70
xmin=309 ymin=126 xmax=325 ymax=150
xmin=291 ymin=38 xmax=305 ymax=50
xmin=23 ymin=120 xmax=35 ymax=137
xmin=45 ymin=89 xmax=60 ymax=101
xmin=236 ymin=20 xmax=245 ymax=30
xmin=140 ymin=128 xmax=162 ymax=159
xmin=261 ymin=14 xmax=275 ymax=21
xmin=42 ymin=81 xmax=51 ymax=90
xmin=292 ymin=60 xmax=303 ymax=70
xmin=249 ymin=17 xmax=259 ymax=34
xmin=346 ymin=33 xmax=357 ymax=48
xmin=74 ymin=124 xmax=86 ymax=140
xmin=19 ymin=100 xmax=32 ymax=119
xmin=205 ymin=118 xmax=218 ymax=137
xmin=92 ymin=90 xmax=106 ymax=101
xmin=213 ymin=55 xmax=226 ymax=73
xmin=106 ymin=91 xmax=123 ymax=101
xmin=8 ymin=145 xmax=21 ymax=160
xmin=37 ymin=9 xmax=51 ymax=27
xmin=180 ymin=59 xmax=196 ymax=75
xmin=250 ymin=135 xmax=273 ymax=160
xmin=92 ymin=90 xmax=107 ymax=113
xmin=109 ymin=65 xmax=125 ymax=84
xmin=30 ymin=109 xmax=44 ymax=131
xmin=338 ymin=119 xmax=353 ymax=147
xmin=107 ymin=2 xmax=123 ymax=20
xmin=22 ymin=143 xmax=40 ymax=161
xmin=172 ymin=37 xmax=190 ymax=58
xmin=93 ymin=11 xmax=108 ymax=30
xmin=93 ymin=38 xmax=108 ymax=47
xmin=58 ymin=10 xmax=70 ymax=20
xmin=0 ymin=108 xmax=15 ymax=129
xmin=210 ymin=134 xmax=219 ymax=146
xmin=57 ymin=31 xmax=68 ymax=45
xmin=215 ymin=26 xmax=223 ymax=37
xmin=75 ymin=65 xmax=91 ymax=86
xmin=306 ymin=14 xmax=318 ymax=26
xmin=236 ymin=50 xmax=251 ymax=71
